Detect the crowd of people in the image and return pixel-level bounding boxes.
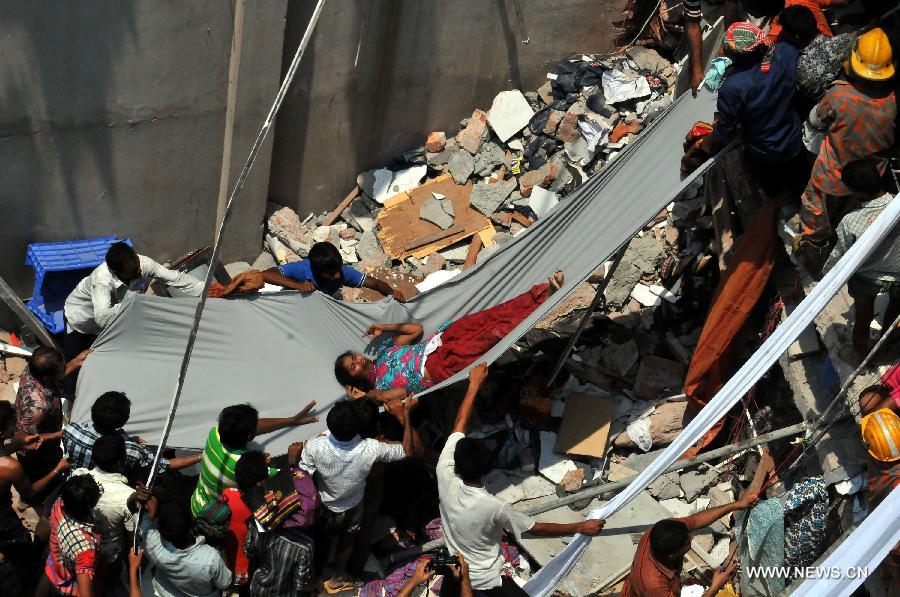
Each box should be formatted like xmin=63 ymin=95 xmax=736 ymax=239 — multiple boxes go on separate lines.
xmin=1 ymin=2 xmax=899 ymax=597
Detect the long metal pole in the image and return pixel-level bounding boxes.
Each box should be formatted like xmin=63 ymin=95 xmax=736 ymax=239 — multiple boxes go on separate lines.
xmin=144 ymin=0 xmax=328 ymax=487
xmin=384 ymin=420 xmax=809 ymax=565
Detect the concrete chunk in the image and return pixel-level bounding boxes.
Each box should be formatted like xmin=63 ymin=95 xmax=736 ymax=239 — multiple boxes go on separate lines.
xmin=633 ymin=355 xmax=685 ymax=399
xmin=488 ymin=90 xmax=534 ymax=142
xmin=425 ymin=131 xmax=446 ymax=153
xmin=474 ymin=142 xmax=505 ymax=176
xmin=471 ymin=178 xmax=516 ymax=216
xmin=457 ymin=109 xmax=489 ymax=154
xmin=448 ymin=150 xmax=475 ymax=184
xmin=419 ymin=197 xmax=455 ymax=230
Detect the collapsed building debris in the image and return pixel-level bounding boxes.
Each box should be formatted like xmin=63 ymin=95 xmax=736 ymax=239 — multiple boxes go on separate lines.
xmin=260 ymin=47 xmax=676 ymax=295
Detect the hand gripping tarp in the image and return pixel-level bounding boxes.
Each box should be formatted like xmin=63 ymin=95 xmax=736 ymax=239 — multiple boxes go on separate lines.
xmin=523 ymin=193 xmax=900 ymax=596
xmin=72 ymin=89 xmax=717 ymax=452
xmin=791 ymin=486 xmax=900 ymax=597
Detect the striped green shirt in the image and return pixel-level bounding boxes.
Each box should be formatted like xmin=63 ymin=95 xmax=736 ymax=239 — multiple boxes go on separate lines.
xmin=190 ymin=427 xmax=245 ymax=517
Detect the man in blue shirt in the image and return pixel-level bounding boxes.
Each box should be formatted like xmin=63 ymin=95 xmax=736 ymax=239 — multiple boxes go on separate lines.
xmin=261 ymin=242 xmax=406 ymax=300
xmin=681 ymin=11 xmax=817 ymax=200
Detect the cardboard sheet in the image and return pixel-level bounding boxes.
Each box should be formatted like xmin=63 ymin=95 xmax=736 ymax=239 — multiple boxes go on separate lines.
xmin=554 ymin=393 xmax=614 ymax=458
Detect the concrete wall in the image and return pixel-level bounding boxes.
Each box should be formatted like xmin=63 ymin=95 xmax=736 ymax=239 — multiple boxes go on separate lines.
xmin=268 ymin=0 xmax=630 ymax=216
xmin=0 ymin=1 xmax=287 ymax=294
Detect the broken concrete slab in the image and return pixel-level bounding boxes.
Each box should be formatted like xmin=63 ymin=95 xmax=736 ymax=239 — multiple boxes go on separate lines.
xmin=680 ymin=468 xmax=718 ymax=503
xmin=515 ymin=491 xmax=714 ymax=597
xmin=473 ymin=142 xmax=505 ymax=176
xmin=426 ymin=146 xmax=453 ymax=169
xmin=604 ymin=235 xmax=663 ymax=307
xmin=267 ymin=206 xmax=314 ymax=256
xmin=607 ymin=462 xmax=638 ymax=482
xmin=419 ymin=196 xmax=455 ymax=230
xmin=630 ymin=283 xmax=662 ymax=308
xmin=488 ymin=90 xmax=534 ymax=143
xmin=387 ymin=165 xmax=427 ymax=197
xmin=457 ymin=109 xmax=489 ymax=154
xmin=633 ymin=356 xmax=685 ymax=399
xmin=448 ymin=150 xmax=475 ymax=184
xmin=600 ymin=340 xmax=639 ymax=377
xmin=626 ymin=46 xmax=670 ymax=73
xmin=224 ymin=261 xmax=251 ymax=277
xmin=342 ymin=197 xmax=376 ymax=233
xmin=665 ymin=332 xmax=692 ymax=366
xmin=356 ymin=229 xmax=386 ymax=263
xmin=339 ymin=238 xmax=359 ymax=263
xmin=265 ymin=234 xmax=300 ymax=264
xmin=470 ymin=178 xmax=516 ymax=216
xmin=647 ymin=471 xmax=682 ymax=500
xmin=439 ymin=242 xmax=470 ymax=263
xmin=357 ymin=168 xmax=393 ymax=203
xmin=528 ymin=187 xmax=559 ymax=219
xmin=519 ymin=163 xmax=558 ymax=197
xmin=251 ymin=251 xmax=276 ymax=271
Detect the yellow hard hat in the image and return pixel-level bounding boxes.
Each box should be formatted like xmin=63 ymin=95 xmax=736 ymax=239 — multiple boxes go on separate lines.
xmin=846 ymin=28 xmax=895 ymax=81
xmin=860 ymin=408 xmax=900 ymax=463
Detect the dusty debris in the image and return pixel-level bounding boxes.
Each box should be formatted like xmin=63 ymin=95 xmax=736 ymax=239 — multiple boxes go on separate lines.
xmin=633 ymin=355 xmax=685 ymax=399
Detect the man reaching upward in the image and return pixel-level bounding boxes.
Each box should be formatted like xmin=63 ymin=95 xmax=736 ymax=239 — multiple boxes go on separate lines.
xmin=437 ymin=363 xmax=605 ymax=597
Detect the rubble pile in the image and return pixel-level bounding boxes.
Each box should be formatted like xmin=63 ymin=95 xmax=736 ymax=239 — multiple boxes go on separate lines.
xmin=258 ymin=48 xmax=678 ymax=292
xmin=245 ymin=45 xmax=856 ymax=597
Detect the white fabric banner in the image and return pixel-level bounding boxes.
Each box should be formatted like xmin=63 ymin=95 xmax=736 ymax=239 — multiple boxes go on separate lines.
xmin=791 ymin=486 xmax=900 ymax=597
xmin=524 ymin=194 xmax=900 ymax=596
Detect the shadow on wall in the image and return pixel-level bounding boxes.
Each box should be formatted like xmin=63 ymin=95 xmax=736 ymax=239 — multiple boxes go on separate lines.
xmin=1 ymin=3 xmax=137 ymax=235
xmin=267 ymin=0 xmax=627 ymax=216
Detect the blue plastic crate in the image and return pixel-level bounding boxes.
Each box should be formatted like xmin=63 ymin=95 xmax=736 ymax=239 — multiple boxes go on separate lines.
xmin=25 ymin=237 xmax=132 ymax=334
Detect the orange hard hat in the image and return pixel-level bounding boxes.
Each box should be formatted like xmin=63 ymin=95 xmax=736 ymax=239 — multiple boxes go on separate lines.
xmin=860 ymin=408 xmax=900 ymax=463
xmin=846 ymin=28 xmax=895 ymax=82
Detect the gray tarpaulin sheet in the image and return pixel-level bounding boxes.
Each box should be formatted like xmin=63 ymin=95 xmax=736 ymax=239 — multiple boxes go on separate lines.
xmin=72 ymin=89 xmax=718 ymax=454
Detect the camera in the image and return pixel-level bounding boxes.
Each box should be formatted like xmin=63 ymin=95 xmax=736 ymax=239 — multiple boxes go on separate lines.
xmin=426 ymin=547 xmax=459 ymax=576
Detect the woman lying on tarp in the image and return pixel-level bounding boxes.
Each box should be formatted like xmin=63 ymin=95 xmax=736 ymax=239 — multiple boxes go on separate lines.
xmin=334 ymin=270 xmax=564 ymax=402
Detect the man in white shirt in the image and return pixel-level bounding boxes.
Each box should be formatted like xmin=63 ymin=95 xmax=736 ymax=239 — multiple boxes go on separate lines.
xmin=300 ymin=399 xmax=422 ymax=593
xmin=438 ymin=364 xmax=605 ymax=596
xmin=70 ymin=434 xmax=136 ymax=566
xmin=63 ymin=241 xmax=204 ymax=358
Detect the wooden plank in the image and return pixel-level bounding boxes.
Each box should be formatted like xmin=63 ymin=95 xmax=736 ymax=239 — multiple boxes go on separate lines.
xmin=462 ymin=235 xmax=482 ymax=270
xmin=376 ymin=174 xmax=493 ymax=260
xmin=478 ymin=226 xmax=496 ymax=248
xmin=403 ymin=225 xmax=465 ymax=252
xmin=323 ymin=185 xmax=360 ymax=226
xmin=511 ymin=211 xmax=533 ymax=228
xmin=0 ymin=275 xmax=61 ymax=351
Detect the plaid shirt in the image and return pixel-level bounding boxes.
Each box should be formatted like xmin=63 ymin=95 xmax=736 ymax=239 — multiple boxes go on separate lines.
xmin=46 ymin=499 xmax=100 ymax=595
xmin=62 ymin=422 xmax=169 ymax=473
xmin=823 ymin=194 xmax=900 ymax=283
xmin=244 ymin=522 xmax=314 ymax=597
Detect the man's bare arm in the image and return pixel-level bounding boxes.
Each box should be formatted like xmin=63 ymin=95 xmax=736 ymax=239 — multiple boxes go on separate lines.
xmin=261 ymin=267 xmax=315 ymax=292
xmin=452 ymin=364 xmax=488 ymax=434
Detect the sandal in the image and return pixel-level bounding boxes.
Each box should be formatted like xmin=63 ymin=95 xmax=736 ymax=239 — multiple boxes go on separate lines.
xmin=323 ymin=579 xmax=357 ymax=594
